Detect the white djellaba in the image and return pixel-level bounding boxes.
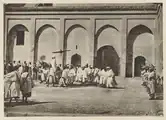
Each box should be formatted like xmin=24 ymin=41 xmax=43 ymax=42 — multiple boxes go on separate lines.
xmin=105 ymin=67 xmax=117 ymax=88
xmin=4 ymin=70 xmax=21 ymax=102
xmin=51 ymin=55 xmax=57 ymax=72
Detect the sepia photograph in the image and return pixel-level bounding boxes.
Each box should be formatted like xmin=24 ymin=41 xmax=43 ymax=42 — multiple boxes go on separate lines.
xmin=3 ymin=2 xmax=163 ymax=117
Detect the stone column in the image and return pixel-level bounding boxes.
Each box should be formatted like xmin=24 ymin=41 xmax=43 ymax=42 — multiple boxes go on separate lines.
xmin=60 ymin=18 xmax=65 ymax=67
xmin=120 ymin=18 xmax=127 ymax=77
xmin=88 ymin=18 xmax=95 ymax=66
xmin=29 ymin=18 xmax=36 ymax=64
xmin=152 ymin=26 xmax=156 ymax=67
xmin=155 ymin=15 xmax=162 ymax=74
xmin=132 ymin=57 xmax=135 ymax=77
xmin=4 ymin=17 xmax=8 ymax=62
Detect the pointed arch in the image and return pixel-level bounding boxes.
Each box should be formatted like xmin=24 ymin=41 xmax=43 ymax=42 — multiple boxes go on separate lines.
xmin=126 ymin=24 xmax=153 ymax=77
xmin=7 ymin=24 xmax=29 ymax=62
xmin=71 ymin=53 xmax=81 ymax=66
xmin=127 ymin=24 xmax=153 ymax=47
xmin=36 ymin=24 xmax=56 ymax=42
xmin=8 ymin=24 xmax=29 ymax=34
xmin=64 ymin=24 xmax=86 ymax=41
xmin=34 ymin=24 xmax=57 ymax=62
xmin=95 ymin=24 xmax=119 ymax=40
xmin=63 ymin=24 xmax=87 ymax=65
xmin=94 ymin=24 xmax=119 ymax=66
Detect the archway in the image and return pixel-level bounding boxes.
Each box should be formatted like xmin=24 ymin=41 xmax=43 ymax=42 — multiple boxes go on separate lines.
xmin=64 ymin=24 xmax=89 ymax=66
xmin=134 ymin=56 xmax=146 ymax=77
xmin=97 ymin=45 xmax=120 ymax=76
xmin=126 ymin=24 xmax=154 ymax=77
xmin=94 ymin=24 xmax=120 ymax=68
xmin=71 ymin=54 xmax=81 ymax=66
xmin=7 ymin=24 xmax=29 ymax=62
xmin=35 ymin=24 xmax=58 ymax=63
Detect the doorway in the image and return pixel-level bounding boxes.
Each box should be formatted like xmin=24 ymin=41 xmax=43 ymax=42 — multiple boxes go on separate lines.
xmin=96 ymin=45 xmax=119 ymax=76
xmin=134 ymin=56 xmax=146 ymax=77
xmin=71 ymin=54 xmax=81 ymax=66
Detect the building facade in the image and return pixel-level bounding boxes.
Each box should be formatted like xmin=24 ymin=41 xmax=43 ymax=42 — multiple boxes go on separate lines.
xmin=4 ymin=3 xmax=163 ymax=77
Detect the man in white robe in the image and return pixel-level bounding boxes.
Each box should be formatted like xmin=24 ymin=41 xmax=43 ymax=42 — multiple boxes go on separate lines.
xmin=51 ymin=55 xmax=57 ymax=72
xmin=105 ymin=67 xmax=117 ymax=88
xmin=59 ymin=66 xmax=69 ymax=87
xmin=99 ymin=68 xmax=106 ymax=86
xmin=85 ymin=65 xmax=90 ymax=81
xmin=76 ymin=65 xmax=83 ymax=82
xmin=93 ymin=67 xmax=100 ymax=84
xmin=47 ymin=65 xmax=55 ymax=87
xmin=82 ymin=67 xmax=87 ymax=84
xmin=4 ymin=67 xmax=21 ymax=103
xmin=68 ymin=65 xmax=76 ymax=85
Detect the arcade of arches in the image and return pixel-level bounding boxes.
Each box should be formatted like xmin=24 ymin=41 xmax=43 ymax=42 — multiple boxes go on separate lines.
xmin=4 ymin=4 xmax=163 ymax=78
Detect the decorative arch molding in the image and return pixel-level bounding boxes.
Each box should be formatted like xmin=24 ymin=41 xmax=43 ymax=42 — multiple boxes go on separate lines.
xmin=95 ymin=24 xmax=119 ymax=40
xmin=64 ymin=24 xmax=87 ymax=40
xmin=128 ymin=24 xmax=153 ymax=35
xmin=34 ymin=24 xmax=58 ymax=62
xmin=8 ymin=24 xmax=29 ymax=34
xmin=127 ymin=24 xmax=153 ymax=45
xmin=35 ymin=24 xmax=57 ymax=41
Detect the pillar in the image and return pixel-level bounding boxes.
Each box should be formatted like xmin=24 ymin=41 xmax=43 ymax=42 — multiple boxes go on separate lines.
xmin=132 ymin=57 xmax=135 ymax=77
xmin=60 ymin=18 xmax=65 ymax=67
xmin=153 ymin=16 xmax=160 ymax=74
xmin=152 ymin=22 xmax=156 ymax=67
xmin=30 ymin=18 xmax=36 ymax=64
xmin=120 ymin=18 xmax=127 ymax=77
xmin=89 ymin=18 xmax=95 ymax=66
xmin=4 ymin=17 xmax=8 ymax=62
xmin=155 ymin=9 xmax=163 ymax=74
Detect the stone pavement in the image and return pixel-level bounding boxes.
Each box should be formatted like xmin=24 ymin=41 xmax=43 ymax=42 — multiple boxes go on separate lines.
xmin=4 ymin=77 xmax=163 ymax=116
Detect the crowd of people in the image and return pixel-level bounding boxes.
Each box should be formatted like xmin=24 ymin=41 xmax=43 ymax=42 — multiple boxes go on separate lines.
xmin=141 ymin=64 xmax=163 ymax=100
xmin=4 ymin=58 xmax=118 ymax=103
xmin=4 ymin=57 xmax=163 ymax=103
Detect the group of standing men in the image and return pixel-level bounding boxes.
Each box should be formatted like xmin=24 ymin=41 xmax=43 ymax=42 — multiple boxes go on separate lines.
xmin=4 ymin=60 xmax=35 ymax=103
xmin=141 ymin=64 xmax=163 ymax=100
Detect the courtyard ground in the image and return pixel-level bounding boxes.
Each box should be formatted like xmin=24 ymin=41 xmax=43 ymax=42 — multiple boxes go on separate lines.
xmin=4 ymin=77 xmax=163 ymax=116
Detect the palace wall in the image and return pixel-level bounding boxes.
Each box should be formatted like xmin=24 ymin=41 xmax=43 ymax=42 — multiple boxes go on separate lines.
xmin=4 ymin=6 xmax=162 ymax=77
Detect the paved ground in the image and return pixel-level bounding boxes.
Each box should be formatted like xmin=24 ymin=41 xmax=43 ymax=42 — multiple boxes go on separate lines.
xmin=4 ymin=77 xmax=163 ymax=116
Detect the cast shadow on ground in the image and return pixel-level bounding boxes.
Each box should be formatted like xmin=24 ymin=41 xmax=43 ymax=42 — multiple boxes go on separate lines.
xmin=155 ymin=94 xmax=163 ymax=100
xmin=4 ymin=100 xmax=58 ymax=107
xmin=44 ymin=82 xmax=126 ymax=89
xmin=62 ymin=83 xmax=125 ymax=89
